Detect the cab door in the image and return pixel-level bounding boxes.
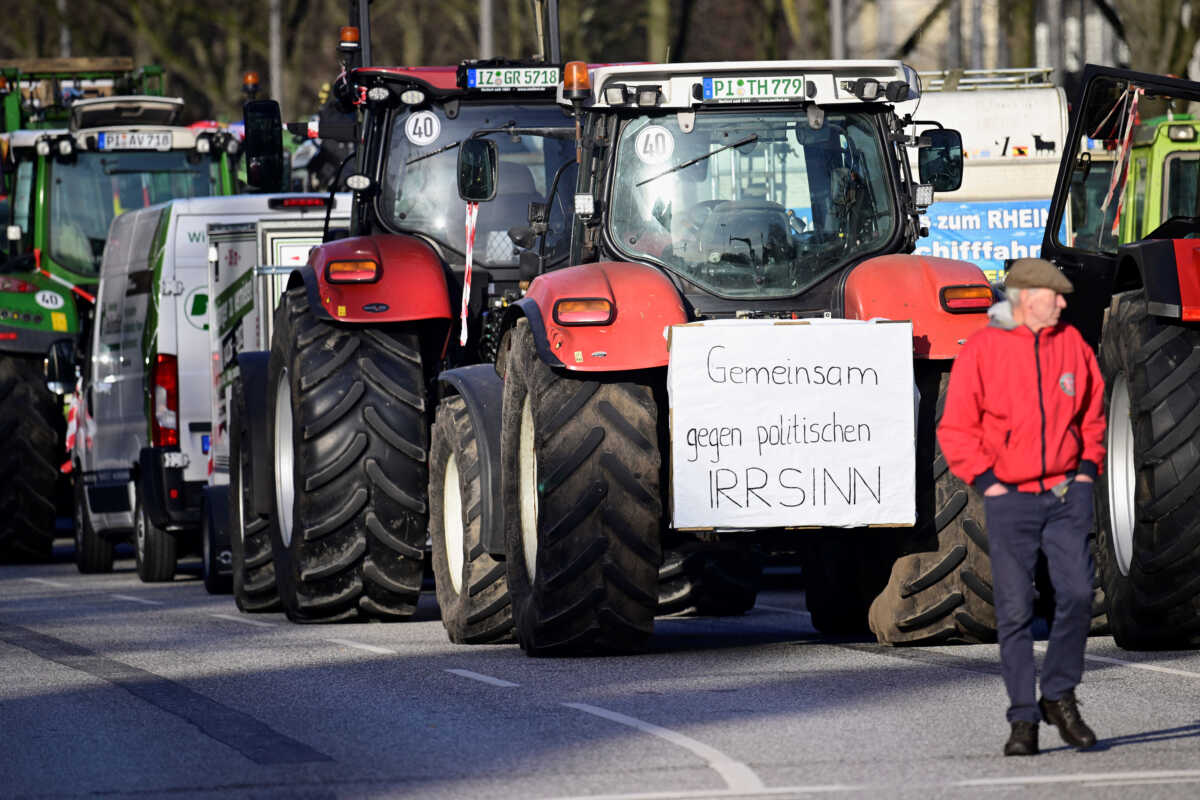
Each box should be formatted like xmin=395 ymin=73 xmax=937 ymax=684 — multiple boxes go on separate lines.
xmin=1039 ymin=66 xmax=1200 ymax=346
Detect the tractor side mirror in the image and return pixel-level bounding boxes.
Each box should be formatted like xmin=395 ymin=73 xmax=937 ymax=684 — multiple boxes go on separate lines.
xmin=242 ymin=99 xmax=285 ymax=193
xmin=457 ymin=138 xmax=498 ymax=202
xmin=918 ymin=128 xmax=963 ymax=192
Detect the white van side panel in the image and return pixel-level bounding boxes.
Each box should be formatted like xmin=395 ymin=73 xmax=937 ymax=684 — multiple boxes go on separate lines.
xmin=80 ymin=206 xmax=162 ymax=533
xmin=167 ymin=212 xmax=217 ymax=483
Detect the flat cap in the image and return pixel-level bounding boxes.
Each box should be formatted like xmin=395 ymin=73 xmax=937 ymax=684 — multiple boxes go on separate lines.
xmin=1005 ymin=258 xmax=1073 ymax=294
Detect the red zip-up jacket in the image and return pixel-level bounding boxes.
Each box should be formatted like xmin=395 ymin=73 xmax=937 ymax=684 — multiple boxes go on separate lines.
xmin=938 ymin=309 xmax=1106 ymax=493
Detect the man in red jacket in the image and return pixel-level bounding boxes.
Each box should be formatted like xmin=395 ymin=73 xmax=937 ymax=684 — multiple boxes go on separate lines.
xmin=938 ymin=258 xmax=1106 ymax=757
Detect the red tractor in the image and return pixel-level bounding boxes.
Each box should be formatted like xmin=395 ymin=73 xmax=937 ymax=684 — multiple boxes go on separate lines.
xmin=231 ymin=57 xmax=580 ymax=628
xmin=437 ymin=59 xmax=1002 ymax=654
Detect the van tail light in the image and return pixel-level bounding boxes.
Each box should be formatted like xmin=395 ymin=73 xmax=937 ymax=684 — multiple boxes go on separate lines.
xmin=151 ymin=353 xmax=179 ymax=447
xmin=940 ymin=285 xmax=993 ymax=314
xmin=553 ymin=298 xmax=614 ymax=325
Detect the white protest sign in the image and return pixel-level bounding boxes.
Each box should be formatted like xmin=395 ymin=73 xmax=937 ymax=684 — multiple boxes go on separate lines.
xmin=668 ymin=319 xmax=916 ymax=529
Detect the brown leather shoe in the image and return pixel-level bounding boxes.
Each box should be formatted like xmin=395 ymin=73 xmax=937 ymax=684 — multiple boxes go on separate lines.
xmin=1004 ymin=721 xmax=1039 ymax=756
xmin=1040 ymin=690 xmax=1097 ymax=748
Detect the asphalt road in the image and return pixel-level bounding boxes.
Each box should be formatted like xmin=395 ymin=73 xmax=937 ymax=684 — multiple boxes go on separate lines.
xmin=3 ymin=543 xmax=1200 ymax=799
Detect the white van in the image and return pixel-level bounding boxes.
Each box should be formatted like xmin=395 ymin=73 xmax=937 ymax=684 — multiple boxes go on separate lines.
xmin=72 ymin=194 xmax=345 ymax=581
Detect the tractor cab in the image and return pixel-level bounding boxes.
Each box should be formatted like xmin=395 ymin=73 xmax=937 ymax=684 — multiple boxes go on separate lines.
xmin=352 ymin=62 xmax=575 ymax=289
xmin=7 ymin=96 xmax=239 ymax=281
xmin=466 ymin=60 xmax=966 ymax=320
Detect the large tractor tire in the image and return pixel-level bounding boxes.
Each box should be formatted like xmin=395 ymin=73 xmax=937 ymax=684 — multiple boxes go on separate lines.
xmin=657 ymin=544 xmax=763 ymax=617
xmin=802 ymin=529 xmax=897 ymax=634
xmin=1095 ymin=290 xmax=1200 ymax=649
xmin=501 ymin=320 xmax=661 ymax=655
xmin=0 ymin=354 xmax=64 ymax=562
xmin=229 ymin=375 xmax=281 ymax=612
xmin=868 ymin=366 xmax=996 ymax=644
xmin=429 ymin=396 xmax=514 ymax=643
xmin=267 ymin=287 xmax=427 ymax=623
xmin=73 ymin=471 xmax=114 ymax=574
xmin=135 ymin=492 xmax=177 ymax=582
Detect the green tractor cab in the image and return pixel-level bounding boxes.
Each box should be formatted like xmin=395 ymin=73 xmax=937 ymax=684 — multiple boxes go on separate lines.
xmin=0 ymin=60 xmax=240 ymax=562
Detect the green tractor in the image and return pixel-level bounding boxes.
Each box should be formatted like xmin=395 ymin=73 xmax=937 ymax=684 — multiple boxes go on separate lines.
xmin=0 ymin=58 xmax=241 ymax=561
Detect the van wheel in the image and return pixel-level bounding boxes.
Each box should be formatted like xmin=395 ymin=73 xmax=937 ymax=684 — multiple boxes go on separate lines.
xmin=268 ymin=287 xmax=427 ymax=622
xmin=229 ymin=375 xmax=280 ymax=612
xmin=74 ymin=474 xmax=113 ymax=574
xmin=202 ymin=493 xmax=232 ymax=594
xmin=869 ymin=366 xmax=996 ymax=644
xmin=429 ymin=396 xmax=514 ymax=643
xmin=135 ymin=493 xmax=176 ymax=582
xmin=1096 ymin=290 xmax=1200 ymax=649
xmin=0 ymin=355 xmax=63 ymax=563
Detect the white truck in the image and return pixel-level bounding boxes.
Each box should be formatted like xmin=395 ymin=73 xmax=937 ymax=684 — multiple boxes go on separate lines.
xmin=904 ymin=69 xmax=1069 ymax=282
xmin=72 ymin=194 xmax=345 ymax=583
xmin=203 ymin=201 xmax=349 ymax=599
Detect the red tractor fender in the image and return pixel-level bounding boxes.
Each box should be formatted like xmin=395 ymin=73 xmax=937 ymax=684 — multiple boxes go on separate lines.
xmin=843 ymin=254 xmax=992 ymax=359
xmin=504 ymin=261 xmax=686 ymax=372
xmin=299 ymin=234 xmax=453 ymax=324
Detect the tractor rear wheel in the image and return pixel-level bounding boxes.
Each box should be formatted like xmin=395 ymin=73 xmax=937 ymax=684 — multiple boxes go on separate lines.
xmin=1096 ymin=290 xmax=1200 ymax=649
xmin=429 ymin=396 xmax=514 ymax=643
xmin=501 ymin=320 xmax=661 ymax=655
xmin=869 ymin=366 xmax=996 ymax=644
xmin=0 ymin=355 xmax=63 ymax=563
xmin=268 ymin=287 xmax=427 ymax=623
xmin=657 ymin=545 xmax=762 ymax=617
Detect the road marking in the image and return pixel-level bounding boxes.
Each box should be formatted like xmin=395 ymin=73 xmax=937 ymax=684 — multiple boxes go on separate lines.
xmin=24 ymin=577 xmax=70 ymax=589
xmin=209 ymin=613 xmax=275 ymax=628
xmin=564 ymin=702 xmax=764 ymax=793
xmin=1033 ymin=643 xmax=1200 ymax=679
xmin=549 ymin=770 xmax=1200 ymax=799
xmin=0 ymin=621 xmax=330 ymax=764
xmin=955 ymin=769 xmax=1200 ymax=788
xmin=549 ymin=783 xmax=855 ymax=799
xmin=445 ymin=668 xmax=519 ymax=687
xmin=755 ymin=604 xmax=812 ymax=618
xmin=112 ymin=594 xmax=163 ymax=606
xmin=326 ymin=638 xmax=395 ymax=655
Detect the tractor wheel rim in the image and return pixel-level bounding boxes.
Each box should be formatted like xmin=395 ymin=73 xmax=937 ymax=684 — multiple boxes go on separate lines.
xmin=519 ymin=393 xmax=538 ymax=583
xmin=274 ymin=369 xmax=295 ymax=549
xmin=1107 ymin=373 xmax=1136 ymax=576
xmin=444 ymin=452 xmax=465 ymax=595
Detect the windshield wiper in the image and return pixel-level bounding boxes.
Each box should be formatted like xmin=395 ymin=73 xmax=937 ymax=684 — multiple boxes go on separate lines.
xmin=406 ymin=122 xmax=575 ymax=166
xmin=406 ymin=140 xmax=461 ymax=165
xmin=637 ymin=134 xmax=758 ymax=187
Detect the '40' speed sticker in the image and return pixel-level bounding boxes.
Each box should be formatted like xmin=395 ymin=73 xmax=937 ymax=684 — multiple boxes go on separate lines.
xmin=634 ymin=125 xmax=675 ymax=165
xmin=405 ymin=111 xmax=441 ymax=147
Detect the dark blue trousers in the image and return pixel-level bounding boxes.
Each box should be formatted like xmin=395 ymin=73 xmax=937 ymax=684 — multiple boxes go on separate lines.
xmin=983 ymin=481 xmax=1095 ymax=723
